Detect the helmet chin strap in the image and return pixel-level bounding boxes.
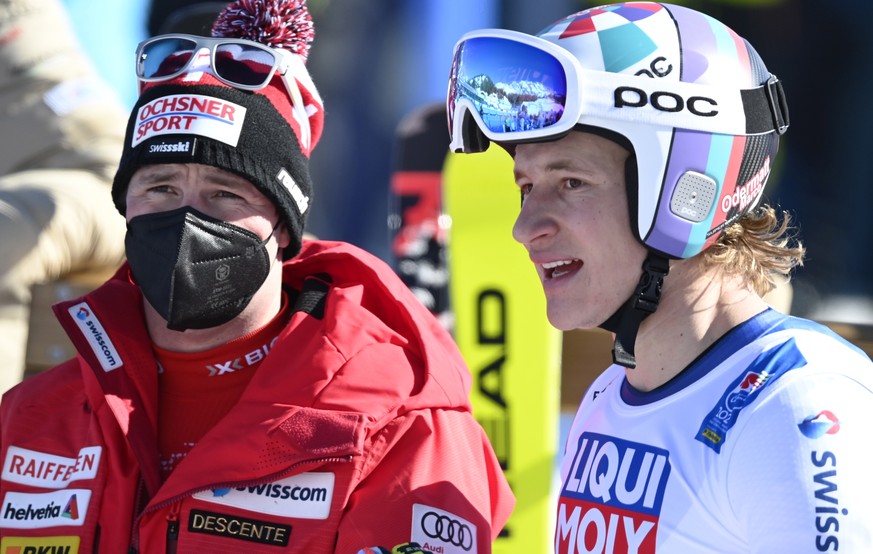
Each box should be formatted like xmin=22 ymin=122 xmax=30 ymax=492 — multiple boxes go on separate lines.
xmin=599 ymin=252 xmax=670 ymax=368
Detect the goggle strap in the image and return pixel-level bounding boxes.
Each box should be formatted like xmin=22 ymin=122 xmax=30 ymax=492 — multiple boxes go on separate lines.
xmin=579 ymin=69 xmax=780 ymax=136
xmin=741 ymin=75 xmax=789 ymax=135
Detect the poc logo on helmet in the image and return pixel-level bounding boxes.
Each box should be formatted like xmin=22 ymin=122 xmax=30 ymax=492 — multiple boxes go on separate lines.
xmin=614 ymin=86 xmax=719 ymax=117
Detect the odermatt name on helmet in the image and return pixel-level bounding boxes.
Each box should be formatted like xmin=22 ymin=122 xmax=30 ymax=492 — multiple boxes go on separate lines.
xmin=720 ymin=156 xmax=771 ymax=214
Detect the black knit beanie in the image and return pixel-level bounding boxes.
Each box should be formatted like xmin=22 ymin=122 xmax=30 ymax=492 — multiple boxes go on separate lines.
xmin=112 ymin=0 xmax=324 ymax=259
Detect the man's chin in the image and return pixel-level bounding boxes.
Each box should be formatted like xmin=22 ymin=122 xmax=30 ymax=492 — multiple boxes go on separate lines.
xmin=545 ymin=310 xmax=582 ymax=332
xmin=546 ymin=304 xmax=608 ymax=333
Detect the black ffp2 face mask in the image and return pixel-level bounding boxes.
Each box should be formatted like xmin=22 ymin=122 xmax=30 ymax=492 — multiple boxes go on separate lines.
xmin=125 ymin=206 xmax=275 ymax=331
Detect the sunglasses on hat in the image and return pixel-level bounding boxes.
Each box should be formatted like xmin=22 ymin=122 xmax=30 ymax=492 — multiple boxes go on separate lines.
xmin=136 ymin=33 xmax=316 ymax=150
xmin=136 ymin=33 xmax=292 ymax=90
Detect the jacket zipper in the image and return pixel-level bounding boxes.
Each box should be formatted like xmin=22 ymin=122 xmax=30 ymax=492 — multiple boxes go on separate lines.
xmin=165 ymin=502 xmax=180 ymax=554
xmin=128 ymin=475 xmax=149 ymax=553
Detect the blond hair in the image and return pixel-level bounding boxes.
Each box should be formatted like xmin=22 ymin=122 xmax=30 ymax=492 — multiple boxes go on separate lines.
xmin=702 ymin=205 xmax=805 ymax=296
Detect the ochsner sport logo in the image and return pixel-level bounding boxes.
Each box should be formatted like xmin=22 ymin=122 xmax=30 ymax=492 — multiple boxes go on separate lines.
xmin=0 ymin=489 xmax=92 ymax=529
xmin=132 ymin=93 xmax=247 ymax=148
xmin=556 ymin=433 xmax=671 ymax=554
xmin=67 ymin=303 xmax=121 ymax=372
xmin=193 ymin=472 xmax=334 ymax=519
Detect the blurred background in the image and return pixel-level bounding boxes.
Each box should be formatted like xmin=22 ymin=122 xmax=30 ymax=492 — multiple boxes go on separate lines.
xmin=61 ymin=0 xmax=873 ymax=328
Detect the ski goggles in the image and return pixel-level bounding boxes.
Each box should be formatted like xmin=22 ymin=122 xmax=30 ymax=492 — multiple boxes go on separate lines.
xmin=447 ymin=29 xmax=788 ymax=153
xmin=136 ymin=33 xmax=292 ymax=91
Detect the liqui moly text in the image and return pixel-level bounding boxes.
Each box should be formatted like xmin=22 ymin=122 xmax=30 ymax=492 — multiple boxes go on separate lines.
xmin=556 ymin=433 xmax=671 ymax=554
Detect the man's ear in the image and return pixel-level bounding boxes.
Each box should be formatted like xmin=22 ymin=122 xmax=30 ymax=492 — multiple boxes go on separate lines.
xmin=275 ymin=222 xmax=292 ymax=251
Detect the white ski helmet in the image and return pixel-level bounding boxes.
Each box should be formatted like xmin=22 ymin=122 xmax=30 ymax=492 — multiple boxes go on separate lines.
xmin=447 ymin=1 xmax=788 ymax=259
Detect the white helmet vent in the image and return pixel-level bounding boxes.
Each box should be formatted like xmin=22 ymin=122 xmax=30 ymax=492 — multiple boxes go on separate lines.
xmin=670 ymin=171 xmax=717 ymax=223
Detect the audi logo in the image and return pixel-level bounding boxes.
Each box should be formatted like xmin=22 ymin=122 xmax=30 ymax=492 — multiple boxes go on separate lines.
xmin=421 ymin=511 xmax=474 ymax=551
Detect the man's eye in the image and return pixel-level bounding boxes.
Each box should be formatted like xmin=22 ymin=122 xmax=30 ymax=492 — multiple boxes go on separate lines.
xmin=565 ymin=178 xmax=583 ymax=189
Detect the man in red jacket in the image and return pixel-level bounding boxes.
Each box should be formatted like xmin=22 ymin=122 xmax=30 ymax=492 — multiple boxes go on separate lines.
xmin=0 ymin=1 xmax=514 ymax=552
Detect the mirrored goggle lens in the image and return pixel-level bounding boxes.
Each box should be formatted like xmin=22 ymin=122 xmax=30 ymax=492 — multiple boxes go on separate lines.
xmin=139 ymin=38 xmax=279 ymax=88
xmin=449 ymin=36 xmax=569 ymax=135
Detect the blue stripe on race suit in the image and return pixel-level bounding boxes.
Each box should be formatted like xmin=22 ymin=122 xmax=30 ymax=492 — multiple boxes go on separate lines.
xmin=695 ymin=337 xmax=806 ymax=453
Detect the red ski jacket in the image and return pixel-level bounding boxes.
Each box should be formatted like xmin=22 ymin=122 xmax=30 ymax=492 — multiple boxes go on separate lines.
xmin=0 ymin=240 xmax=514 ymax=553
